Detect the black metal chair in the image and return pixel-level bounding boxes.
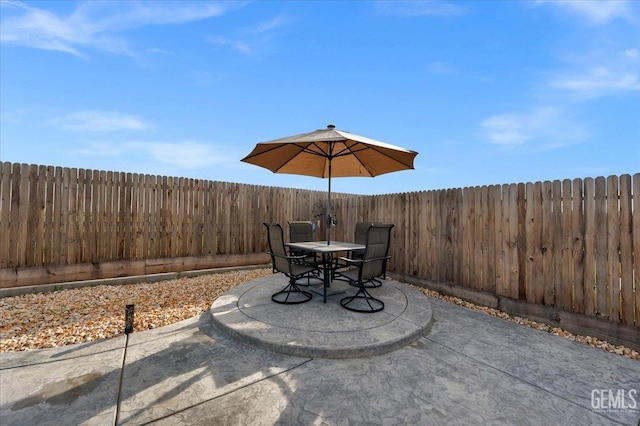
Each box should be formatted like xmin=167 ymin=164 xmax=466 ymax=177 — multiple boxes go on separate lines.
xmin=336 ymin=223 xmax=395 ymax=313
xmin=289 ymin=221 xmax=315 ymax=244
xmin=288 ymin=221 xmax=318 ymax=262
xmin=264 ymin=223 xmax=316 ymax=304
xmin=338 ymin=222 xmax=391 ymax=288
xmin=350 ymin=222 xmax=370 ymax=260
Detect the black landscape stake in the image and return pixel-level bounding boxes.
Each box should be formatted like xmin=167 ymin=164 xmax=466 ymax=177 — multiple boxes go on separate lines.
xmin=125 ymin=304 xmax=135 ymax=335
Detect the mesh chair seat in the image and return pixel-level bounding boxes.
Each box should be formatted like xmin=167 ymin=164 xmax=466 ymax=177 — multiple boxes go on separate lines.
xmin=264 ymin=223 xmax=318 ymax=304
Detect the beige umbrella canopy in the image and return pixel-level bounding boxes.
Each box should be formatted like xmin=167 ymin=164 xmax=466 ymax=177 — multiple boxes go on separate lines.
xmin=241 ymin=125 xmax=418 ymax=243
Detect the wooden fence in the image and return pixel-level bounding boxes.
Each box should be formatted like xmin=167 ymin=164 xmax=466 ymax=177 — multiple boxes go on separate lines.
xmin=0 ymin=162 xmax=344 ymax=269
xmin=1 ymin=163 xmax=638 ymax=330
xmin=332 ymin=176 xmax=638 ymax=329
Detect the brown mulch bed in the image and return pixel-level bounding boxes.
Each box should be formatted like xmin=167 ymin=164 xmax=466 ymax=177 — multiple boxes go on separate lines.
xmin=0 ymin=268 xmax=637 ymax=361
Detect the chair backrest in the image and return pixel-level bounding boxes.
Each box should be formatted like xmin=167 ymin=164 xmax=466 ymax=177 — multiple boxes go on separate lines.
xmin=264 ymin=223 xmax=291 ymax=274
xmin=354 ymin=222 xmax=371 ymax=245
xmin=361 ymin=224 xmax=394 ymax=280
xmin=289 ymin=221 xmax=314 ymax=243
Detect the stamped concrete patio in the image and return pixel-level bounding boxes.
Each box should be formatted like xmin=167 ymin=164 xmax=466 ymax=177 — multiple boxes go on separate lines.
xmin=1 ymin=274 xmax=638 ymax=425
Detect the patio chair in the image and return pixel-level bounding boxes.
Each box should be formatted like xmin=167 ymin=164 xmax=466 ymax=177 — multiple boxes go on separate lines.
xmin=336 ymin=223 xmax=394 ymax=313
xmin=351 ymin=221 xmax=370 ymax=259
xmin=264 ymin=223 xmax=316 ymax=304
xmin=288 ymin=221 xmax=318 ymax=259
xmin=337 ymin=222 xmax=391 ymax=288
xmin=288 ymin=221 xmax=321 ymax=282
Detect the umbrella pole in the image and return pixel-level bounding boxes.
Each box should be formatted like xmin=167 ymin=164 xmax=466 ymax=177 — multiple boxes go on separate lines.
xmin=326 ymin=159 xmax=332 ymax=245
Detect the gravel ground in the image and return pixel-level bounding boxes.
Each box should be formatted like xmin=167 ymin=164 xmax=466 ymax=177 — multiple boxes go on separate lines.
xmin=0 ymin=268 xmax=637 ymax=361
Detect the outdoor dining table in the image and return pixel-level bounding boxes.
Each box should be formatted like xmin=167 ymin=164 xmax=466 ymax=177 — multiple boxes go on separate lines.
xmin=285 ymin=241 xmax=365 ymax=303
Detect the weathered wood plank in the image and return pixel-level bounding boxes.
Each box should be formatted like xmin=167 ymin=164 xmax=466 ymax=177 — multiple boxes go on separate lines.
xmin=494 ymin=184 xmax=505 ymax=297
xmin=30 ymin=165 xmax=43 ymax=266
xmin=583 ymin=177 xmax=596 ymax=316
xmin=633 ymin=173 xmax=640 ymax=326
xmin=16 ymin=164 xmax=31 ymax=266
xmin=508 ymin=183 xmax=519 ymax=299
xmin=552 ymin=180 xmax=563 ymax=309
xmin=501 ymin=184 xmax=512 ymax=297
xmin=0 ymin=253 xmax=271 ymax=289
xmin=594 ymin=176 xmax=608 ymax=317
xmin=77 ymin=168 xmax=88 ymax=263
xmin=618 ymin=174 xmax=633 ymax=325
xmin=541 ymin=181 xmax=554 ymax=306
xmin=525 ymin=182 xmax=536 ymax=303
xmin=516 ymin=183 xmax=526 ymax=300
xmin=606 ymin=175 xmax=620 ymax=322
xmin=571 ymin=178 xmax=585 ymax=314
xmin=480 ymin=185 xmax=490 ymax=293
xmin=532 ymin=182 xmax=543 ymax=303
xmin=462 ymin=187 xmax=472 ymax=288
xmin=472 ymin=186 xmax=481 ymax=290
xmin=484 ymin=185 xmax=497 ymax=295
xmin=0 ymin=163 xmax=11 ymax=268
xmin=105 ymin=171 xmax=115 ymax=261
xmin=43 ymin=166 xmax=55 ymax=266
xmin=52 ymin=166 xmax=63 ymax=265
xmin=560 ymin=179 xmax=573 ymax=311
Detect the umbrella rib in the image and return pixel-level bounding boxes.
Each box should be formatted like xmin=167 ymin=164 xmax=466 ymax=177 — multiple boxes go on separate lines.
xmin=241 ymin=142 xmax=304 ymax=161
xmin=359 ymin=144 xmax=416 ymax=168
xmin=304 ymin=142 xmax=330 ymax=157
xmin=271 ymin=143 xmax=324 ymax=173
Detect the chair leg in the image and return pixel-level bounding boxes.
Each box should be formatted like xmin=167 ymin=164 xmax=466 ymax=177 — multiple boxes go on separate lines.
xmin=340 ymin=285 xmax=384 ymax=313
xmin=272 ymin=278 xmax=313 ymax=304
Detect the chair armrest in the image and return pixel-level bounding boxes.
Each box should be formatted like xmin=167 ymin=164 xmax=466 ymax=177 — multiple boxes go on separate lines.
xmin=336 ymin=256 xmax=363 ymax=265
xmin=269 ymin=252 xmax=309 ymax=261
xmin=359 ymin=255 xmax=391 ymax=264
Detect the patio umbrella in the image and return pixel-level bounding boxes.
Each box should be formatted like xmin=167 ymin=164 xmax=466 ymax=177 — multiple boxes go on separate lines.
xmin=241 ymin=125 xmax=418 ymax=244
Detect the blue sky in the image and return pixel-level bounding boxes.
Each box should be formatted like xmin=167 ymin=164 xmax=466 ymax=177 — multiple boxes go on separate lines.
xmin=1 ymin=0 xmax=638 ymax=195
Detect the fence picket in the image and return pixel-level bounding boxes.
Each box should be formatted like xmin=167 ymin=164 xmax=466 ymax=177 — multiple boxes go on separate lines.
xmin=619 ymin=174 xmax=633 ymax=325
xmin=594 ymin=176 xmax=608 ymax=317
xmin=0 ymin=163 xmax=10 ymax=268
xmin=633 ymin=173 xmax=640 ymax=326
xmin=583 ymin=178 xmax=596 ymax=316
xmin=541 ymin=181 xmax=554 ymax=305
xmin=607 ymin=176 xmax=620 ymax=321
xmin=572 ymin=178 xmax=585 ymax=314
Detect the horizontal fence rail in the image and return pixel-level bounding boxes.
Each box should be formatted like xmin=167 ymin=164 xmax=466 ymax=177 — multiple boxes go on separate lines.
xmin=1 ymin=162 xmax=638 ymax=330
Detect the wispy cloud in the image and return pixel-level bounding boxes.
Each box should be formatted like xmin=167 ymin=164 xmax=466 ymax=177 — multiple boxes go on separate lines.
xmin=549 ymin=66 xmax=640 ymax=99
xmin=480 ymin=107 xmax=588 ymax=149
xmin=535 ymin=0 xmax=638 ymax=24
xmin=0 ymin=1 xmax=235 ymax=57
xmin=49 ymin=110 xmax=150 ymax=132
xmin=624 ymin=48 xmax=639 ymax=60
xmin=207 ymin=36 xmax=253 ymax=55
xmin=374 ymin=0 xmax=469 ymax=17
xmin=426 ymin=61 xmax=458 ymax=75
xmin=126 ymin=141 xmax=237 ymax=169
xmin=207 ymin=14 xmax=290 ymax=56
xmin=253 ymin=14 xmax=290 ymax=35
xmin=546 ymin=46 xmax=640 ymax=99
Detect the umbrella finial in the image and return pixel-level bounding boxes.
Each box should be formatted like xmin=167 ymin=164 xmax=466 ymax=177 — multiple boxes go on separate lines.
xmin=327 ymin=124 xmax=335 ymax=130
